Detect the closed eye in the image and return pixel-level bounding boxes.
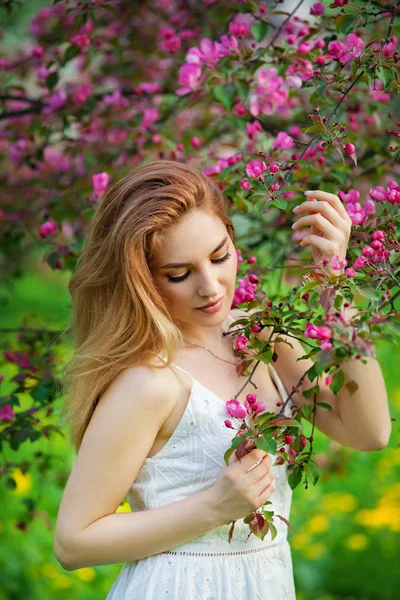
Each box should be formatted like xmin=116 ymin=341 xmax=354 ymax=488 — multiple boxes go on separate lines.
xmin=166 ymin=252 xmax=232 ymax=283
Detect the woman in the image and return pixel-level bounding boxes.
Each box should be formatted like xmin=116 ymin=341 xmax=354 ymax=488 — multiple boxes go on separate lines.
xmin=54 ymin=160 xmax=389 ymax=599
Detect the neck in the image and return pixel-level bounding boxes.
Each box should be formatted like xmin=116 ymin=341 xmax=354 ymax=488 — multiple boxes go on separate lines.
xmin=180 ymin=314 xmax=232 ymax=351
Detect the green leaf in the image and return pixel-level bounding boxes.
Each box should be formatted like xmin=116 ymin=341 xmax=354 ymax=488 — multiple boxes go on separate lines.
xmin=377 ymin=67 xmax=395 ymax=93
xmin=251 ymin=21 xmax=269 ymax=43
xmin=315 ymin=401 xmax=333 ymax=412
xmin=288 ymin=470 xmax=302 ymax=490
xmin=29 ymin=431 xmax=41 ymax=443
xmin=273 ymin=199 xmax=288 ymax=210
xmin=301 ymin=405 xmax=314 ymax=421
xmin=255 ymin=437 xmax=277 ymax=454
xmin=62 ymin=45 xmax=80 ymax=66
xmin=303 ymin=460 xmax=320 ymax=485
xmin=356 ymin=285 xmax=381 ymax=303
xmin=330 ymin=369 xmax=345 ymax=395
xmin=224 ymin=446 xmax=235 ymax=465
xmin=213 ymin=85 xmax=235 ymax=110
xmin=6 ymin=477 xmax=17 ymax=490
xmin=268 ymin=521 xmax=278 ymax=540
xmin=45 ymin=71 xmax=59 ymax=90
xmin=335 ymin=14 xmax=360 ymax=34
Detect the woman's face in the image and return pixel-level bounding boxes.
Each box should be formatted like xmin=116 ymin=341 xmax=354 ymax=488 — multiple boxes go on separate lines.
xmin=152 ymin=209 xmax=238 ymax=330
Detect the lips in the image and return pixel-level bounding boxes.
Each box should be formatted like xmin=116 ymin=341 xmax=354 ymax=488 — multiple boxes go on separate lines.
xmin=197 ymin=297 xmax=223 ymax=309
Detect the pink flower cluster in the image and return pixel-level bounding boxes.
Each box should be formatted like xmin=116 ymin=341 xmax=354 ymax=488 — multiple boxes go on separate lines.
xmin=203 ymin=153 xmax=242 ymax=176
xmin=0 ymin=404 xmax=15 ymax=422
xmin=235 ymin=335 xmax=249 ymax=351
xmin=39 ymin=220 xmax=57 ymax=239
xmin=304 ymin=322 xmax=332 ymax=351
xmin=92 ymin=172 xmax=110 ymax=198
xmin=232 ymin=276 xmax=258 ymax=308
xmin=176 ymin=35 xmax=239 ymax=95
xmin=327 ymin=33 xmax=364 ymax=64
xmin=340 ymin=181 xmax=400 ymax=226
xmin=225 ymin=393 xmax=267 ymax=422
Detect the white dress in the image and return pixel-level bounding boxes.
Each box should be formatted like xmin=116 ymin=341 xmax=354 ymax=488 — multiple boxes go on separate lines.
xmin=106 ymin=321 xmax=296 ymax=599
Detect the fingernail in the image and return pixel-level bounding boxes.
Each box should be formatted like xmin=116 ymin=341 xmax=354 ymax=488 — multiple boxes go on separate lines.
xmin=304 ymin=190 xmax=314 ymax=195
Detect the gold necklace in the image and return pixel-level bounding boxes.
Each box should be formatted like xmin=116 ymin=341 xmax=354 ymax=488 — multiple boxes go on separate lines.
xmin=183 ymin=336 xmax=238 ymax=365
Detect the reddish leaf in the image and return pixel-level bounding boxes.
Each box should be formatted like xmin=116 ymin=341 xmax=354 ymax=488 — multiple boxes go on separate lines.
xmin=275 ymin=513 xmax=295 ymax=532
xmin=228 ymin=519 xmax=236 ymax=543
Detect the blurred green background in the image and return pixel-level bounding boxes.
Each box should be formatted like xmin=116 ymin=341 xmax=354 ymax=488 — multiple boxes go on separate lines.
xmin=0 ymin=249 xmax=399 ymax=600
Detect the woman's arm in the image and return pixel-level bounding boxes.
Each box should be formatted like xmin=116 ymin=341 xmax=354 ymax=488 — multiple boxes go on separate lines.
xmin=56 ymin=486 xmax=223 ymax=571
xmin=54 ymin=365 xmax=226 ymax=571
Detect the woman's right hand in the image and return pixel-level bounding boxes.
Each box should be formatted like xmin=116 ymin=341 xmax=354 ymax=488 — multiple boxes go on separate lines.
xmin=209 ymin=448 xmax=276 ymax=524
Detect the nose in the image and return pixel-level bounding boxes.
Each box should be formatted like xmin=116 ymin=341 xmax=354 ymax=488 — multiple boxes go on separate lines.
xmin=197 ymin=266 xmax=220 ymax=298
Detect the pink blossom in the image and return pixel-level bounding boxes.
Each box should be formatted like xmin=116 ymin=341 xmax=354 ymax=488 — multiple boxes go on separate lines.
xmin=310 ymin=2 xmax=325 ymax=16
xmin=176 ymin=63 xmax=202 ymax=96
xmin=372 ymin=230 xmax=386 ymax=241
xmin=370 ymin=79 xmax=391 ymax=103
xmin=72 ymin=84 xmax=92 ymax=106
xmin=345 ymin=268 xmax=356 ymax=278
xmin=321 ymin=341 xmax=332 ymax=351
xmin=328 ymin=33 xmax=364 ymax=64
xmin=44 ymin=90 xmax=67 ymax=114
xmin=325 ymin=375 xmax=333 ymax=386
xmin=236 ymin=335 xmax=249 ymax=351
xmin=92 ymin=172 xmax=110 ymax=198
xmin=249 ymin=67 xmax=289 ymax=117
xmin=246 ymin=159 xmax=267 ymax=178
xmin=240 ymin=179 xmax=251 ymax=191
xmin=140 ymin=108 xmax=159 ymax=130
xmin=229 ymin=22 xmax=248 ymax=37
xmin=353 ymin=256 xmax=368 ymax=269
xmin=43 ymin=147 xmax=71 ymax=171
xmin=191 ymin=136 xmax=201 ymax=148
xmin=286 ymin=57 xmax=314 ymax=83
xmin=161 ymin=36 xmax=181 ymax=54
xmin=0 ymin=404 xmax=15 ymax=422
xmin=344 ymin=143 xmax=356 ymax=155
xmin=31 ymin=45 xmax=44 ymax=58
xmin=246 ymin=394 xmax=257 ymax=404
xmin=364 ymin=199 xmax=376 ymax=215
xmin=236 ymin=249 xmax=243 ymax=264
xmin=102 ymin=89 xmax=129 ymax=108
xmin=226 ymin=399 xmax=247 ymax=419
xmin=69 ymin=33 xmax=91 ymax=51
xmin=272 ymin=131 xmax=295 ymax=150
xmin=369 ymin=186 xmax=388 ymax=203
xmin=330 ymin=255 xmax=348 ymax=271
xmin=246 ymin=121 xmax=262 ymax=139
xmin=224 ymin=419 xmax=234 ymax=428
xmin=269 ymin=162 xmax=279 ymax=174
xmin=39 ymin=220 xmax=57 ymax=238
xmin=305 ymin=322 xmax=319 ymax=339
xmin=251 ymin=401 xmax=266 ymax=415
xmin=233 ymin=102 xmax=247 ymax=117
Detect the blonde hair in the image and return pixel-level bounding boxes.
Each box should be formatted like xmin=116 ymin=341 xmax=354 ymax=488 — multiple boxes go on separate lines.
xmin=59 ymin=160 xmax=236 ymax=452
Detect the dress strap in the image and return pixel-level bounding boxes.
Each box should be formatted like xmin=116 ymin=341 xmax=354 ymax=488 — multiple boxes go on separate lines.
xmin=156 ymin=354 xmax=195 ymax=383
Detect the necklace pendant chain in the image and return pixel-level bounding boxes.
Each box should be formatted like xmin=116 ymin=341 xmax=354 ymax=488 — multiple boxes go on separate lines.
xmin=183 ymin=336 xmax=238 ymax=366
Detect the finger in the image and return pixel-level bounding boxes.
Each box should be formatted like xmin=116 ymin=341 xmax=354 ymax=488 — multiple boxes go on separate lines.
xmin=300 ymin=234 xmax=338 ymax=253
xmin=292 ymin=214 xmax=338 ymax=241
xmin=303 ymin=190 xmax=351 ymax=222
xmin=294 ymin=200 xmax=344 ymax=229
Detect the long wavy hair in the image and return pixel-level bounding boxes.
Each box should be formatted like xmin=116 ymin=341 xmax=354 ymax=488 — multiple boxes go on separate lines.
xmin=59 ymin=160 xmax=236 ymax=452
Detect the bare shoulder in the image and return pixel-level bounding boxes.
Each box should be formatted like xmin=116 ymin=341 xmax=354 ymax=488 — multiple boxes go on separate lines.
xmin=101 ymin=358 xmax=178 ymax=417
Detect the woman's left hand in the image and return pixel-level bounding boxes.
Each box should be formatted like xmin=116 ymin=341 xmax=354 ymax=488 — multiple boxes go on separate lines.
xmin=292 ymin=190 xmax=353 ymax=278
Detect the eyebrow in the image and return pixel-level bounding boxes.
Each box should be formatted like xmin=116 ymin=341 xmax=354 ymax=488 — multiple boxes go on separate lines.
xmin=160 ymin=236 xmax=228 ymax=269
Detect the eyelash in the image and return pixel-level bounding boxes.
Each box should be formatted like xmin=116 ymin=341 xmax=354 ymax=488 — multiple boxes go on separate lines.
xmin=167 ymin=252 xmax=232 ymax=283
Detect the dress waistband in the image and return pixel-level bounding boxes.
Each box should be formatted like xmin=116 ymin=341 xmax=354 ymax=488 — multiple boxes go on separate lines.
xmin=161 ymin=536 xmax=289 ymax=557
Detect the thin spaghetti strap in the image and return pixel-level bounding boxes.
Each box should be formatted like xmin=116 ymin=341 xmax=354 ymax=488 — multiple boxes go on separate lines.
xmin=156 ymin=354 xmax=195 ymax=383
